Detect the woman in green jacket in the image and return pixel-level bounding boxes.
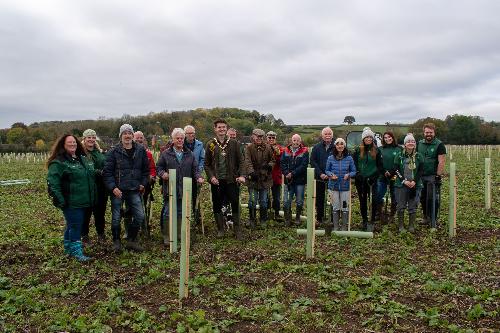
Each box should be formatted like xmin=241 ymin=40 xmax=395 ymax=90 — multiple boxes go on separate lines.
xmin=393 ymin=134 xmax=424 ymax=233
xmin=47 ymin=134 xmax=97 ymax=261
xmin=376 ymin=131 xmax=403 ymax=223
xmin=353 ymin=128 xmax=383 ymax=231
xmin=81 ymin=129 xmax=108 ymax=245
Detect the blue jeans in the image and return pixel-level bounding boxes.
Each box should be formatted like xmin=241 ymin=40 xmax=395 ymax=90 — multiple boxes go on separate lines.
xmin=63 ymin=207 xmax=86 ymax=242
xmin=248 ymin=188 xmax=269 ymax=210
xmin=376 ymin=178 xmax=396 ymax=206
xmin=283 ymin=184 xmax=305 ymax=209
xmin=111 ymin=191 xmax=144 ymax=237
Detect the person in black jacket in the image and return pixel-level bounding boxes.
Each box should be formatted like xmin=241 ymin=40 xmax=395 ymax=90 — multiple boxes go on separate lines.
xmin=310 ymin=127 xmax=335 ymax=225
xmin=157 ymin=128 xmax=204 ymax=245
xmin=103 ymin=124 xmax=150 ymax=253
xmin=281 ymin=134 xmax=309 ymax=226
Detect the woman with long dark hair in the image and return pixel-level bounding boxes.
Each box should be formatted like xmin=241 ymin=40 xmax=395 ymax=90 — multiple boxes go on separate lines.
xmin=47 ymin=134 xmax=96 ymax=261
xmin=376 ymin=131 xmax=403 ymax=223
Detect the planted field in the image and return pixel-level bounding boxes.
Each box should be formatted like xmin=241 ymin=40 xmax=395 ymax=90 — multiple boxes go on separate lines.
xmin=0 ymin=148 xmax=498 ymax=332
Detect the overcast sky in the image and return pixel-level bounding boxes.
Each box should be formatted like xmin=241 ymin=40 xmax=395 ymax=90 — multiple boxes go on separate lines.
xmin=1 ymin=0 xmax=499 ymax=129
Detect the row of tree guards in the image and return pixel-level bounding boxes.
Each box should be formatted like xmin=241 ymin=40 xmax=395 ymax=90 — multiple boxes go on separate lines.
xmin=168 ymin=155 xmax=494 ymax=299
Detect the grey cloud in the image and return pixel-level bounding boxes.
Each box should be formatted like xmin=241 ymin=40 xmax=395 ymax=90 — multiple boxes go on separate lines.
xmin=1 ymin=0 xmax=500 ymax=129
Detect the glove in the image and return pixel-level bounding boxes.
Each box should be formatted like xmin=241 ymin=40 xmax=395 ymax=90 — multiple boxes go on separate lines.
xmin=435 ymin=175 xmax=442 ymax=185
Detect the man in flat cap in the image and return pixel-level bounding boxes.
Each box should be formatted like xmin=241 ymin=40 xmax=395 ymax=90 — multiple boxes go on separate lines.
xmin=243 ymin=128 xmax=275 ymax=229
xmin=103 ymin=124 xmax=150 ymax=252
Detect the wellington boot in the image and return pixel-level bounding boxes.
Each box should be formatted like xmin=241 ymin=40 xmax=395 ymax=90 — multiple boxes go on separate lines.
xmin=248 ymin=208 xmax=257 ymax=229
xmin=70 ymin=241 xmax=91 ymax=262
xmin=295 ymin=207 xmax=303 ymax=226
xmin=125 ymin=239 xmax=144 ymax=252
xmin=332 ymin=211 xmax=340 ymax=231
xmin=376 ymin=203 xmax=384 ymax=222
xmin=362 ymin=218 xmax=368 ymax=231
xmin=260 ymin=208 xmax=268 ymax=229
xmin=112 ymin=239 xmax=122 ymax=253
xmin=341 ymin=212 xmax=349 ymax=231
xmin=366 ymin=223 xmax=374 ymax=232
xmin=398 ymin=211 xmax=405 ymax=233
xmin=408 ymin=213 xmax=416 ymax=233
xmin=284 ymin=208 xmax=292 ymax=227
xmin=161 ymin=222 xmax=169 ymax=246
xmin=215 ymin=213 xmax=225 ymax=238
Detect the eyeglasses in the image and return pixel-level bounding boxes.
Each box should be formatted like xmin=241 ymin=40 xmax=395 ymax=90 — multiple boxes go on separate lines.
xmin=267 ymin=136 xmax=276 ymax=139
xmin=185 ymin=132 xmax=195 ymax=135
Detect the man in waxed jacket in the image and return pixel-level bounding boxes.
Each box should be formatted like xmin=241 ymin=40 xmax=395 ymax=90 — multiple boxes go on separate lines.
xmin=103 ymin=124 xmax=150 ymax=252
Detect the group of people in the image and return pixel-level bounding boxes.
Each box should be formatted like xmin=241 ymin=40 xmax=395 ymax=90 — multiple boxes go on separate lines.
xmin=46 ymin=119 xmax=446 ymax=261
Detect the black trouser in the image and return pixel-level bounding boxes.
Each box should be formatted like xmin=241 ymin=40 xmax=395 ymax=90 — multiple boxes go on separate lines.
xmin=270 ymin=183 xmax=282 ymax=212
xmin=82 ymin=185 xmax=108 ymax=237
xmin=355 ymin=177 xmax=378 ymax=222
xmin=211 ymin=180 xmax=239 ymax=216
xmin=315 ymin=180 xmax=327 ymax=221
xmin=421 ymin=175 xmax=441 ymax=222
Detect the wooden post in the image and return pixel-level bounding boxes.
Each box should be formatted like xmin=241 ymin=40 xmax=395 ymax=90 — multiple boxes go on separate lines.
xmin=448 ymin=162 xmax=457 ymax=238
xmin=179 ymin=177 xmax=192 ymax=299
xmin=169 ymin=169 xmax=177 ymax=253
xmin=348 ymin=180 xmax=352 ymax=231
xmin=485 ymin=158 xmax=491 ymax=210
xmin=306 ymin=168 xmax=315 ymax=258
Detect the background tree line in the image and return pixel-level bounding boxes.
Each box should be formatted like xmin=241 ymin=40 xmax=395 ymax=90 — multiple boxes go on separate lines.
xmin=0 ymin=108 xmax=498 ymax=153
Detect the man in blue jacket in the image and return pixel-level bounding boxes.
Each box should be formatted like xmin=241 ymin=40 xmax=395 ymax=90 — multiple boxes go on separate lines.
xmin=310 ymin=127 xmax=335 ymax=226
xmin=103 ymin=124 xmax=150 ymax=252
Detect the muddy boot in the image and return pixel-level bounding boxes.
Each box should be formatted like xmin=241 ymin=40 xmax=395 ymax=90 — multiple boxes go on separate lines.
xmin=215 ymin=213 xmax=224 ymax=238
xmin=332 ymin=210 xmax=340 ymax=231
xmin=233 ymin=213 xmax=242 ymax=240
xmin=408 ymin=213 xmax=416 ymax=233
xmin=398 ymin=211 xmax=405 ymax=233
xmin=341 ymin=212 xmax=349 ymax=231
xmin=111 ymin=226 xmax=122 ymax=253
xmin=260 ymin=208 xmax=268 ymax=229
xmin=295 ymin=206 xmax=303 ymax=226
xmin=125 ymin=227 xmax=144 ymax=252
xmin=284 ymin=208 xmax=292 ymax=227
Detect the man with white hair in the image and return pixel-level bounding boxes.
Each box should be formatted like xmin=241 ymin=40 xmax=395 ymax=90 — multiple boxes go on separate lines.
xmin=157 ymin=128 xmax=204 ymax=244
xmin=103 ymin=124 xmax=150 ymax=252
xmin=310 ymin=127 xmax=335 ymax=226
